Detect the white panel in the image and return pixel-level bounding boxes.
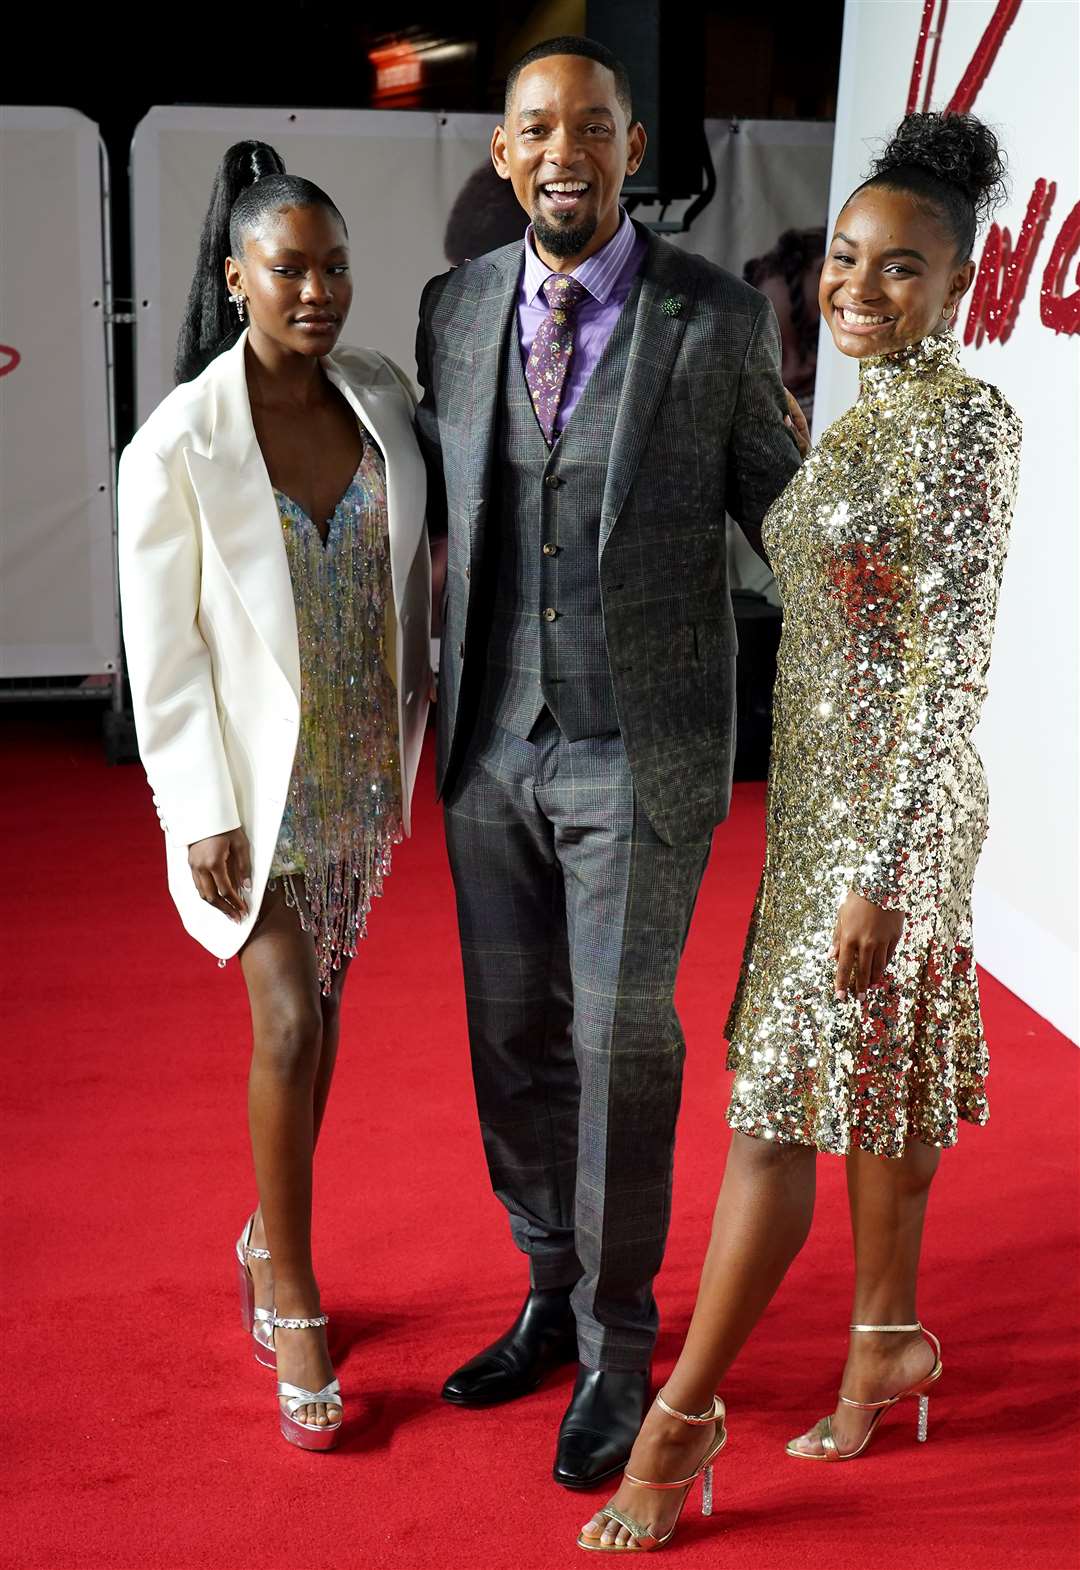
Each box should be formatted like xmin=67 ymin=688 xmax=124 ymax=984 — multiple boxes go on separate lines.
xmin=0 ymin=107 xmax=118 ymax=677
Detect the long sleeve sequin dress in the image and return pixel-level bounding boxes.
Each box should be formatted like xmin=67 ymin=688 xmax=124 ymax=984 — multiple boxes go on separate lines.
xmin=270 ymin=433 xmax=403 ymax=994
xmin=725 ymin=333 xmax=1021 ymax=1158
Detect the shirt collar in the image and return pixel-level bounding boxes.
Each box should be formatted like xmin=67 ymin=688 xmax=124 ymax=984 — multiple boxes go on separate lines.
xmin=523 ymin=207 xmax=636 ymax=305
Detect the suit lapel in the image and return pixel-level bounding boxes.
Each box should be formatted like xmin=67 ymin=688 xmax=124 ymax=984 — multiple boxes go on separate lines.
xmin=466 ymin=249 xmax=522 ymax=542
xmin=185 ymin=333 xmax=300 ymax=702
xmin=599 ymin=230 xmax=695 ymax=552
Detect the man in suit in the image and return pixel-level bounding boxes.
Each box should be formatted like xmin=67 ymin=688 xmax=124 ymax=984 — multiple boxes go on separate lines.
xmin=415 ymin=35 xmax=803 ymax=1488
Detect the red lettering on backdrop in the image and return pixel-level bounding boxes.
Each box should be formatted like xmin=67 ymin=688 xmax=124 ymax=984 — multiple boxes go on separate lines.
xmin=0 ymin=345 xmax=20 ymax=377
xmin=907 ymin=0 xmax=1023 ymax=115
xmin=1040 ymin=202 xmax=1080 ymax=336
xmin=964 ymin=179 xmax=1056 ymax=347
xmin=904 ymin=0 xmax=1079 ymax=344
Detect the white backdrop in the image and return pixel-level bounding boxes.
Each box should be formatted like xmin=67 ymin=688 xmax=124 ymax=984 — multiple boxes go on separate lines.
xmin=814 ymin=0 xmax=1079 ymax=1040
xmin=130 ymin=108 xmax=832 ymax=422
xmin=0 ymin=107 xmax=119 ymax=679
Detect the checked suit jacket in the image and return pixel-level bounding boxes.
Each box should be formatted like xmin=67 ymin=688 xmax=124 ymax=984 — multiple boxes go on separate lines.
xmin=415 ymin=222 xmax=801 ymax=847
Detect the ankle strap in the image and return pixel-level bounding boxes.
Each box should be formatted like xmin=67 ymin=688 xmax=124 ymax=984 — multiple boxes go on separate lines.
xmin=850 ymin=1322 xmax=921 ymax=1333
xmin=239 ymin=1214 xmax=271 ymax=1261
xmin=273 ymin=1313 xmax=329 ymax=1330
xmin=656 ymin=1389 xmax=724 ymax=1425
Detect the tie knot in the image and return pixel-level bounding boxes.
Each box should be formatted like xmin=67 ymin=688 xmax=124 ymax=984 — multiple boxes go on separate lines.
xmin=542 ymin=274 xmax=588 ymax=316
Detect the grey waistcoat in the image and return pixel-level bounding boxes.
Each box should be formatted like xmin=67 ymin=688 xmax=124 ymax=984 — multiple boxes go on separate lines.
xmin=480 ymin=279 xmax=643 ymax=741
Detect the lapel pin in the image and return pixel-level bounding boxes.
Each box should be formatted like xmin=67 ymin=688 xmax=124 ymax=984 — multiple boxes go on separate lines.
xmin=661 ymin=294 xmax=684 ymax=317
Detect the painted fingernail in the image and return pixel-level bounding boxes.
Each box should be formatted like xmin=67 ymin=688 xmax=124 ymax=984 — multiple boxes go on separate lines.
xmin=243 ymin=879 xmax=252 ymax=892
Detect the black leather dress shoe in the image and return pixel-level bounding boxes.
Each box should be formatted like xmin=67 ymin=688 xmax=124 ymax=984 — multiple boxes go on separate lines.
xmin=553 ymin=1365 xmax=650 ymax=1489
xmin=441 ymin=1288 xmax=578 ymax=1406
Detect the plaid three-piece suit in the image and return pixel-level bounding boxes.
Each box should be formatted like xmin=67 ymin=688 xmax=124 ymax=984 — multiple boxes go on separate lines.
xmin=415 ymin=223 xmax=799 ymax=1369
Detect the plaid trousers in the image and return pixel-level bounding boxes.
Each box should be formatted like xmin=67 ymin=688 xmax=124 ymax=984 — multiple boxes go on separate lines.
xmin=444 ymin=711 xmax=711 ymax=1370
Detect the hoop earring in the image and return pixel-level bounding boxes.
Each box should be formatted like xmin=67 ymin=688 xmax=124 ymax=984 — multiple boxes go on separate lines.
xmin=941 ymin=302 xmax=956 ymax=322
xmin=231 ymin=293 xmax=247 ymax=323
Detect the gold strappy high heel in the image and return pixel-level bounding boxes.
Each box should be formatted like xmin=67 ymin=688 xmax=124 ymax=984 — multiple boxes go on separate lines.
xmin=786 ymin=1321 xmax=943 ymax=1461
xmin=235 ymin=1214 xmax=275 ymax=1368
xmin=577 ymin=1391 xmax=727 ymax=1553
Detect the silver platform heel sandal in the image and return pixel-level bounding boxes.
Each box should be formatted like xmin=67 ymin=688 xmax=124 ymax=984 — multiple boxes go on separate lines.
xmin=273 ymin=1313 xmax=343 ymax=1451
xmin=235 ymin=1214 xmax=275 ymax=1369
xmin=577 ymin=1391 xmax=727 ymax=1553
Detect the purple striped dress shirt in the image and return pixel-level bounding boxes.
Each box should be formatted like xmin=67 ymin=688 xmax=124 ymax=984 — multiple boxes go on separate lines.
xmin=517 ymin=208 xmax=647 ymax=436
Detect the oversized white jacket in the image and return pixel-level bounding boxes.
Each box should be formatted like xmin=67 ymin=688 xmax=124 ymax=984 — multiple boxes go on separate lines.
xmin=117 ymin=332 xmax=431 ymax=959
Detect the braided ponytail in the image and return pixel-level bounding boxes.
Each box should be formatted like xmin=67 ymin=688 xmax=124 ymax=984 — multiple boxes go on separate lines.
xmin=174 ymin=141 xmax=287 ymax=385
xmin=175 ymin=140 xmax=349 ymax=385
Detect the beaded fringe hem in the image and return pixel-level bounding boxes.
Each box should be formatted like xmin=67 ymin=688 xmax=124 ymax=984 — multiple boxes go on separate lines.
xmin=272 ymin=831 xmax=401 ymax=995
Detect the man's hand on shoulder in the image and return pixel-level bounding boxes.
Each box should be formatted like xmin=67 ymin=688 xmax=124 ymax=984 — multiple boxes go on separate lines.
xmin=784 ymin=389 xmax=811 ymax=460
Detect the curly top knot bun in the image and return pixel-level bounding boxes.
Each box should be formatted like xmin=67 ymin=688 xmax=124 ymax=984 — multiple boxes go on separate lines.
xmin=871 ymin=112 xmax=1008 ymax=228
xmin=855 ymin=111 xmax=1008 ymax=260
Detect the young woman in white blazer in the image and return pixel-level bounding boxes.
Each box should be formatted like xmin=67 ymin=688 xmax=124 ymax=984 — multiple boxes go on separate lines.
xmin=118 ymin=141 xmax=432 ymax=1450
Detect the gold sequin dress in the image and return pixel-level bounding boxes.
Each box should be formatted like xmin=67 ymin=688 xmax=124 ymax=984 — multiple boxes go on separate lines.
xmin=725 ymin=332 xmax=1021 ymax=1157
xmin=271 ymin=433 xmax=402 ymax=995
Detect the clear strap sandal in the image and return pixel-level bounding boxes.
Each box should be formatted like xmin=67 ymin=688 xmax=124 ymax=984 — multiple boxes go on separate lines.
xmin=578 ymin=1390 xmax=727 ymax=1553
xmin=234 ymin=1214 xmax=275 ymax=1369
xmin=786 ymin=1321 xmax=943 ymax=1461
xmin=273 ymin=1313 xmax=343 ymax=1452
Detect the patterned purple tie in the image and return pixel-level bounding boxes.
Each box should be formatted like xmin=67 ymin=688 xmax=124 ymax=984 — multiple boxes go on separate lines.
xmin=526 ymin=274 xmax=589 ymax=444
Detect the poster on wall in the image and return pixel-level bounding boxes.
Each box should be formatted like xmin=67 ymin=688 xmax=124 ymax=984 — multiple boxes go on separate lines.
xmin=814 ymin=0 xmax=1079 ymax=1039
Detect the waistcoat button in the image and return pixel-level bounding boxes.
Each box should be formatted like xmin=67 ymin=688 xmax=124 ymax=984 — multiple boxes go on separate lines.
xmin=544 ymin=474 xmax=563 ymax=490
xmin=542 ymin=607 xmax=557 ymax=622
xmin=542 ymin=542 xmax=559 ymax=556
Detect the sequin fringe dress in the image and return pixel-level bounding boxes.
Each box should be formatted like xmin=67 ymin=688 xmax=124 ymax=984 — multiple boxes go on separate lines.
xmin=725 ymin=334 xmax=1022 ymax=1157
xmin=271 ymin=436 xmax=402 ymax=995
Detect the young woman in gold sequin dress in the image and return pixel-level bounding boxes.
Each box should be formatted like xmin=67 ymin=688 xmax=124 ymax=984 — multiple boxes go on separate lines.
xmin=119 ymin=143 xmax=432 ymax=1451
xmin=580 ymin=113 xmax=1021 ymax=1553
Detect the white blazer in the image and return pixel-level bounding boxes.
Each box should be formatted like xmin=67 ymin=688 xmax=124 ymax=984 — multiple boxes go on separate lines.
xmin=117 ymin=332 xmax=431 ymax=960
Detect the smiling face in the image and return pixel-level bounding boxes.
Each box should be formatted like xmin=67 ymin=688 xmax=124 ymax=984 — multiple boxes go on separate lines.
xmin=820 ymin=185 xmax=975 ymax=359
xmin=491 ymin=53 xmax=646 ymax=268
xmin=225 ymin=203 xmax=352 ymax=359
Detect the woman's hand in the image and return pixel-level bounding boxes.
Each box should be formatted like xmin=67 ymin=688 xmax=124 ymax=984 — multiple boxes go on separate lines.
xmin=783 ymin=388 xmax=811 ymax=459
xmin=831 ymin=892 xmax=904 ymax=1000
xmin=188 ymin=828 xmax=252 ymax=922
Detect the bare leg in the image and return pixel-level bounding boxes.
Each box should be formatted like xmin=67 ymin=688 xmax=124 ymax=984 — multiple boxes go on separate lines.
xmin=240 ymin=883 xmax=351 ymax=1428
xmin=246 ymin=961 xmax=348 ymax=1290
xmin=313 ymin=969 xmax=347 ymax=1143
xmin=787 ymin=1136 xmax=941 ymax=1456
xmin=584 ymin=1132 xmax=817 ymax=1548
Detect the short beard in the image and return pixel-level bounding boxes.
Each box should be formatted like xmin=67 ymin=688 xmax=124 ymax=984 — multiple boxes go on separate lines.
xmin=532 ymin=208 xmax=598 ymax=259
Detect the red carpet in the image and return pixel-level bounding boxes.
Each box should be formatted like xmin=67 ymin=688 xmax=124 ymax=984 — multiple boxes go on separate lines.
xmin=4 ymin=707 xmax=1078 ymax=1570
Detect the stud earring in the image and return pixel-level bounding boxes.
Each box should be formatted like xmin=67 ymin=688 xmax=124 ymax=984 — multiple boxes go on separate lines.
xmin=231 ymin=292 xmax=247 ymax=322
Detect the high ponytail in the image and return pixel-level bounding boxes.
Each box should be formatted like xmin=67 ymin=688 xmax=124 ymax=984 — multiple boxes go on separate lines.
xmin=174 ymin=141 xmax=287 ymax=385
xmin=175 ymin=139 xmax=348 ymax=385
